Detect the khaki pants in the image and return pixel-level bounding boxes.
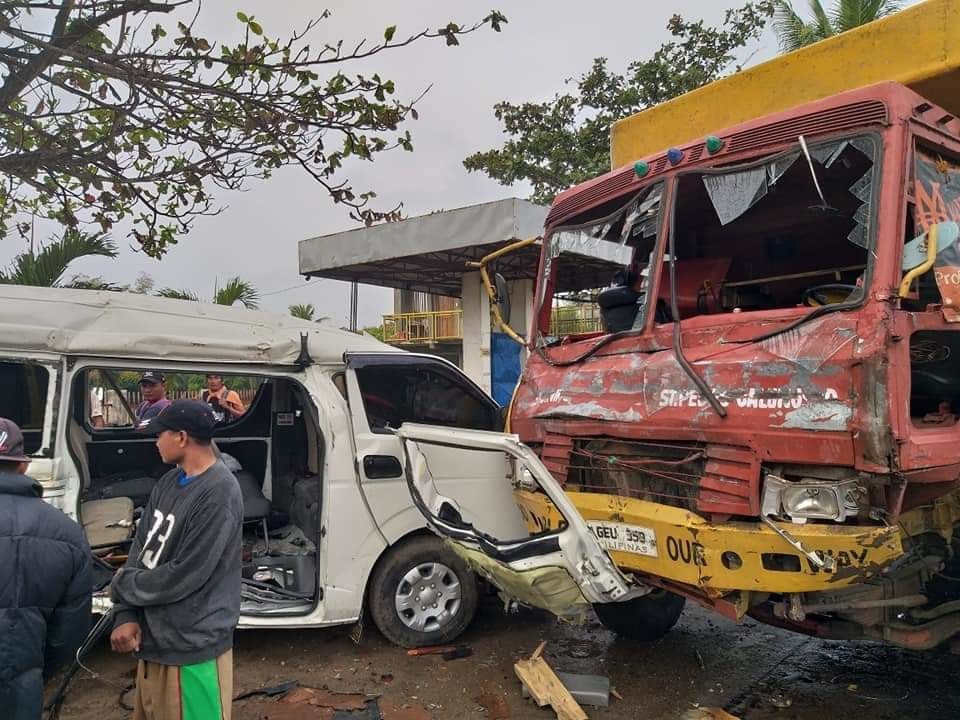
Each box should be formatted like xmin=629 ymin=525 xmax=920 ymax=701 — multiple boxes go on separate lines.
xmin=132 ymin=649 xmax=232 ymax=720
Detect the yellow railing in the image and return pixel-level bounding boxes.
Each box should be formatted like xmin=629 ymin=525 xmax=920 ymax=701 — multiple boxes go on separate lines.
xmin=550 ymin=304 xmax=603 ymax=336
xmin=381 ymin=305 xmax=603 ymax=345
xmin=383 ymin=310 xmax=464 ymax=344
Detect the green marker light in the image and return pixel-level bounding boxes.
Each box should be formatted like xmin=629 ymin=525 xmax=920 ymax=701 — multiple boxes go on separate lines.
xmin=634 ymin=160 xmax=650 ymax=177
xmin=705 ymin=135 xmax=724 ymax=154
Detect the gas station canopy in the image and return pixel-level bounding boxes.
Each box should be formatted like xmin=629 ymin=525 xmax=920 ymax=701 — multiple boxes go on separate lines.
xmin=298 ymin=198 xmax=547 ymax=296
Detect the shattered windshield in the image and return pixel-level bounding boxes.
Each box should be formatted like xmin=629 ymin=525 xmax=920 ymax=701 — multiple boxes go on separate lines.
xmin=665 ymin=135 xmax=878 ymax=320
xmin=538 ymin=183 xmax=664 ymax=338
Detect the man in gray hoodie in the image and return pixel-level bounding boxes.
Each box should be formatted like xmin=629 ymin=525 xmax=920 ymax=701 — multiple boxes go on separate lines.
xmin=110 ymin=400 xmax=242 ymax=720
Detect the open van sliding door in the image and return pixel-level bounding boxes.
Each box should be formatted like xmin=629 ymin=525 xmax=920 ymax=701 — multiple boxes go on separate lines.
xmin=343 ymin=352 xmax=528 ymax=542
xmin=398 ymin=423 xmax=639 ymax=621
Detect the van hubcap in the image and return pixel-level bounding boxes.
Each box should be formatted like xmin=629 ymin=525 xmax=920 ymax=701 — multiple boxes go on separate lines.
xmin=395 ymin=562 xmax=462 ymax=633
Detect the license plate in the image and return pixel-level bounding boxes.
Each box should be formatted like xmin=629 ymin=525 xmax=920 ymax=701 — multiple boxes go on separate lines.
xmin=588 ymin=521 xmax=658 ymax=558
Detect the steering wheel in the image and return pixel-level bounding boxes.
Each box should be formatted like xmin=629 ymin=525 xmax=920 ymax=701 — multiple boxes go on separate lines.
xmin=801 ymin=283 xmax=858 ymax=307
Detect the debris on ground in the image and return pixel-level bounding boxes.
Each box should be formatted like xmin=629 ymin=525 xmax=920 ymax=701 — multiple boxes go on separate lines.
xmin=475 ymin=692 xmax=510 ymax=719
xmin=442 ymin=646 xmax=473 ymax=661
xmin=521 ymin=670 xmax=609 ymax=707
xmin=768 ymin=691 xmax=792 ymax=709
xmin=406 ymin=644 xmax=459 ymax=657
xmin=681 ymin=708 xmax=741 ymax=720
xmin=233 ymin=683 xmax=434 ymax=720
xmin=279 ymin=687 xmax=369 ymax=711
xmin=379 ymin=702 xmax=432 ymax=720
xmin=609 ymin=687 xmax=623 ymax=702
xmin=235 ymin=680 xmax=300 ymax=701
xmin=514 ymin=642 xmax=587 ymax=720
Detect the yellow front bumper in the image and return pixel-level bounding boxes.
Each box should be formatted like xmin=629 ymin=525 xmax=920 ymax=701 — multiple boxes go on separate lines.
xmin=515 ymin=490 xmax=902 ymax=594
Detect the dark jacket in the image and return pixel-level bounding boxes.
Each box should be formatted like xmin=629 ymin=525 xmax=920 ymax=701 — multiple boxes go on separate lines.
xmin=0 ymin=472 xmax=92 ymax=720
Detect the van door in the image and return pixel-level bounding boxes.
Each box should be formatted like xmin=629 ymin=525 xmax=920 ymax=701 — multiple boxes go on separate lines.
xmin=343 ymin=352 xmax=528 ymax=541
xmin=0 ymin=354 xmax=70 ymax=512
xmin=398 ymin=423 xmax=638 ymax=621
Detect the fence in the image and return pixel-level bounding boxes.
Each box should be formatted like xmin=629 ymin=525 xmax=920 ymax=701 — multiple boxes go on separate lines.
xmin=97 ymin=387 xmax=258 ymax=426
xmin=382 ymin=309 xmax=464 ymax=344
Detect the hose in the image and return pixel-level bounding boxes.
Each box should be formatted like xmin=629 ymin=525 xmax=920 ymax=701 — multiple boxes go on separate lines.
xmin=668 ymin=205 xmax=726 ymax=417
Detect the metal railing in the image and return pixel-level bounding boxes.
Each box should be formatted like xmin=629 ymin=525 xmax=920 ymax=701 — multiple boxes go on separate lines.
xmin=381 ymin=305 xmax=603 ymax=345
xmin=550 ymin=303 xmax=603 ymax=336
xmin=382 ymin=310 xmax=464 ymax=344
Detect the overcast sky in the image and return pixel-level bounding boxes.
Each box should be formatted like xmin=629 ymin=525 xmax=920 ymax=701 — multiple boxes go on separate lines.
xmin=0 ymin=2 xmax=798 ymax=326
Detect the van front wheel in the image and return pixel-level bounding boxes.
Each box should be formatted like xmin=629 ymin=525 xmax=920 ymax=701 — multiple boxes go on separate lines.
xmin=593 ymin=590 xmax=686 ymax=641
xmin=368 ymin=535 xmax=478 ymax=648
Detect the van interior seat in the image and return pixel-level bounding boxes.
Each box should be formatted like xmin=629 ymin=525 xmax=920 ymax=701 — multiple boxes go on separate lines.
xmin=82 ymin=497 xmax=134 ymax=549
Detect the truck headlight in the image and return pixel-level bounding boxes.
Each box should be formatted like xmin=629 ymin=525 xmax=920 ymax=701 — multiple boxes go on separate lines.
xmin=761 ymin=473 xmax=863 ymax=523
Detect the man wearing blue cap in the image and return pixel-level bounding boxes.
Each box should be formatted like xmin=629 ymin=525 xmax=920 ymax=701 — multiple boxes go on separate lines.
xmin=110 ymin=400 xmax=242 ymax=720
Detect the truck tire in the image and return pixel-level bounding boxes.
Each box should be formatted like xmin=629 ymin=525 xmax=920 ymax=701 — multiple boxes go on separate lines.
xmin=593 ymin=590 xmax=685 ymax=641
xmin=368 ymin=535 xmax=479 ymax=648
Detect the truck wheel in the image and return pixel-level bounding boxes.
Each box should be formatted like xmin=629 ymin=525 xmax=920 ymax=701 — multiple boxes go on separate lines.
xmin=593 ymin=590 xmax=686 ymax=641
xmin=368 ymin=535 xmax=478 ymax=648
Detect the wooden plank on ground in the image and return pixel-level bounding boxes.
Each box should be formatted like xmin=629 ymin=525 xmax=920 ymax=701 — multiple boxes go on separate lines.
xmin=514 ymin=642 xmax=587 ymax=720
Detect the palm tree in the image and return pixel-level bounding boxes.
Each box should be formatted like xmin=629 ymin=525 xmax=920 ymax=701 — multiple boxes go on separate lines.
xmin=0 ymin=230 xmax=117 ymax=287
xmin=157 ymin=276 xmax=260 ymax=309
xmin=288 ymin=303 xmax=316 ymax=321
xmin=773 ymin=1 xmax=903 ymax=52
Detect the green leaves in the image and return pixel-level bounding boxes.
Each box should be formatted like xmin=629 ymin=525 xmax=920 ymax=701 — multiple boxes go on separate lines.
xmin=484 ymin=11 xmax=507 ymax=32
xmin=0 ymin=230 xmax=117 ymax=288
xmin=465 ymin=2 xmax=772 ymax=204
xmin=772 ymin=1 xmax=902 ymax=52
xmin=0 ymin=2 xmax=508 ymax=257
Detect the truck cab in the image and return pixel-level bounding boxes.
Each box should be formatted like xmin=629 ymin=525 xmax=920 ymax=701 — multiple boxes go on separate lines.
xmin=406 ymin=81 xmax=960 ymax=650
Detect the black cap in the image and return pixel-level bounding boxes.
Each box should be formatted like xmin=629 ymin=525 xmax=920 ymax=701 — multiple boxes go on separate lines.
xmin=0 ymin=417 xmax=30 ymax=462
xmin=142 ymin=399 xmax=216 ymax=440
xmin=139 ymin=371 xmax=166 ymax=385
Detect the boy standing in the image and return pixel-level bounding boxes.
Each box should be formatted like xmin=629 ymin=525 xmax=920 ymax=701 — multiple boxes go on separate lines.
xmin=110 ymin=400 xmax=242 ymax=720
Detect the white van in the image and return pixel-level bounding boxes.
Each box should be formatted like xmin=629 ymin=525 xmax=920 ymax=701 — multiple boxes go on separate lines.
xmin=0 ymin=286 xmax=532 ymax=647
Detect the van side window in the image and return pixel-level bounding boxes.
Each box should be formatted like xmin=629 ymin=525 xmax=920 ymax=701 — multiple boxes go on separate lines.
xmin=0 ymin=360 xmax=50 ymax=455
xmin=355 ymin=364 xmax=497 ymax=433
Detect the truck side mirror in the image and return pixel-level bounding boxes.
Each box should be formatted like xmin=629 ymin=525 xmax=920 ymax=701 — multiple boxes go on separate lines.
xmin=494 ymin=272 xmax=511 ymax=325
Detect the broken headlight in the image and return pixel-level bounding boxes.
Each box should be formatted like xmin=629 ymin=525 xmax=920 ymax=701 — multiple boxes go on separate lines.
xmin=761 ymin=473 xmax=863 ymax=524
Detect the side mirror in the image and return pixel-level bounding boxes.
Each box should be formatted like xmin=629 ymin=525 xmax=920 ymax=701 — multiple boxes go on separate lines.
xmin=494 ymin=272 xmax=511 ymax=325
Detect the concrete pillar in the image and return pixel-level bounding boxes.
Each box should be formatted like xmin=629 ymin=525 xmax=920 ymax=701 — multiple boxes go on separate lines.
xmin=461 ymin=271 xmax=491 ymax=393
xmin=508 ymin=278 xmax=535 ymax=367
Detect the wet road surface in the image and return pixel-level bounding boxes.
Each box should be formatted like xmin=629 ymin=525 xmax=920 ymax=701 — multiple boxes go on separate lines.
xmin=54 ymin=598 xmax=960 ymax=719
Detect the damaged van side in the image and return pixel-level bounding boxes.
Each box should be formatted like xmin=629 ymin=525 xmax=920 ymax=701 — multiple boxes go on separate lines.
xmin=0 ymin=285 xmax=529 ymax=647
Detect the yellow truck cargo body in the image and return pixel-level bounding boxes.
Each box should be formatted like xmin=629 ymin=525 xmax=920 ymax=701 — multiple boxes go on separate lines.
xmin=610 ymin=0 xmax=960 ymax=168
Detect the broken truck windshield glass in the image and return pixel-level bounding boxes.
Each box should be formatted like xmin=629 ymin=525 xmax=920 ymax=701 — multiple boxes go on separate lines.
xmin=537 ymin=136 xmax=879 ymax=336
xmin=665 ymin=135 xmax=877 ymax=320
xmin=539 ymin=183 xmax=664 ymax=338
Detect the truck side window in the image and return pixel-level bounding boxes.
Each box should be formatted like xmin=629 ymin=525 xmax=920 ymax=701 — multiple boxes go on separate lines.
xmin=355 ymin=364 xmax=497 ymax=433
xmin=0 ymin=360 xmax=50 ymax=455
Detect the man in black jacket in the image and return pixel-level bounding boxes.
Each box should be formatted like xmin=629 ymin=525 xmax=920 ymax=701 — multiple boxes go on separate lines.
xmin=0 ymin=417 xmax=92 ymax=720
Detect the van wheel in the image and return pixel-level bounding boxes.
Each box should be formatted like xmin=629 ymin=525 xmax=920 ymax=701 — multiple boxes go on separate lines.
xmin=593 ymin=590 xmax=685 ymax=641
xmin=368 ymin=535 xmax=478 ymax=648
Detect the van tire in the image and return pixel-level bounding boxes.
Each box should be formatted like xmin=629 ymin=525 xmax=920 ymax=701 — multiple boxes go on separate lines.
xmin=593 ymin=590 xmax=685 ymax=641
xmin=368 ymin=535 xmax=478 ymax=648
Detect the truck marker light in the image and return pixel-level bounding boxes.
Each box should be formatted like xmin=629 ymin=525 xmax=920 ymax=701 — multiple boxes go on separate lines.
xmin=705 ymin=135 xmax=724 ymax=154
xmin=633 ymin=160 xmax=649 ymax=178
xmin=667 ymin=147 xmax=684 ymax=165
